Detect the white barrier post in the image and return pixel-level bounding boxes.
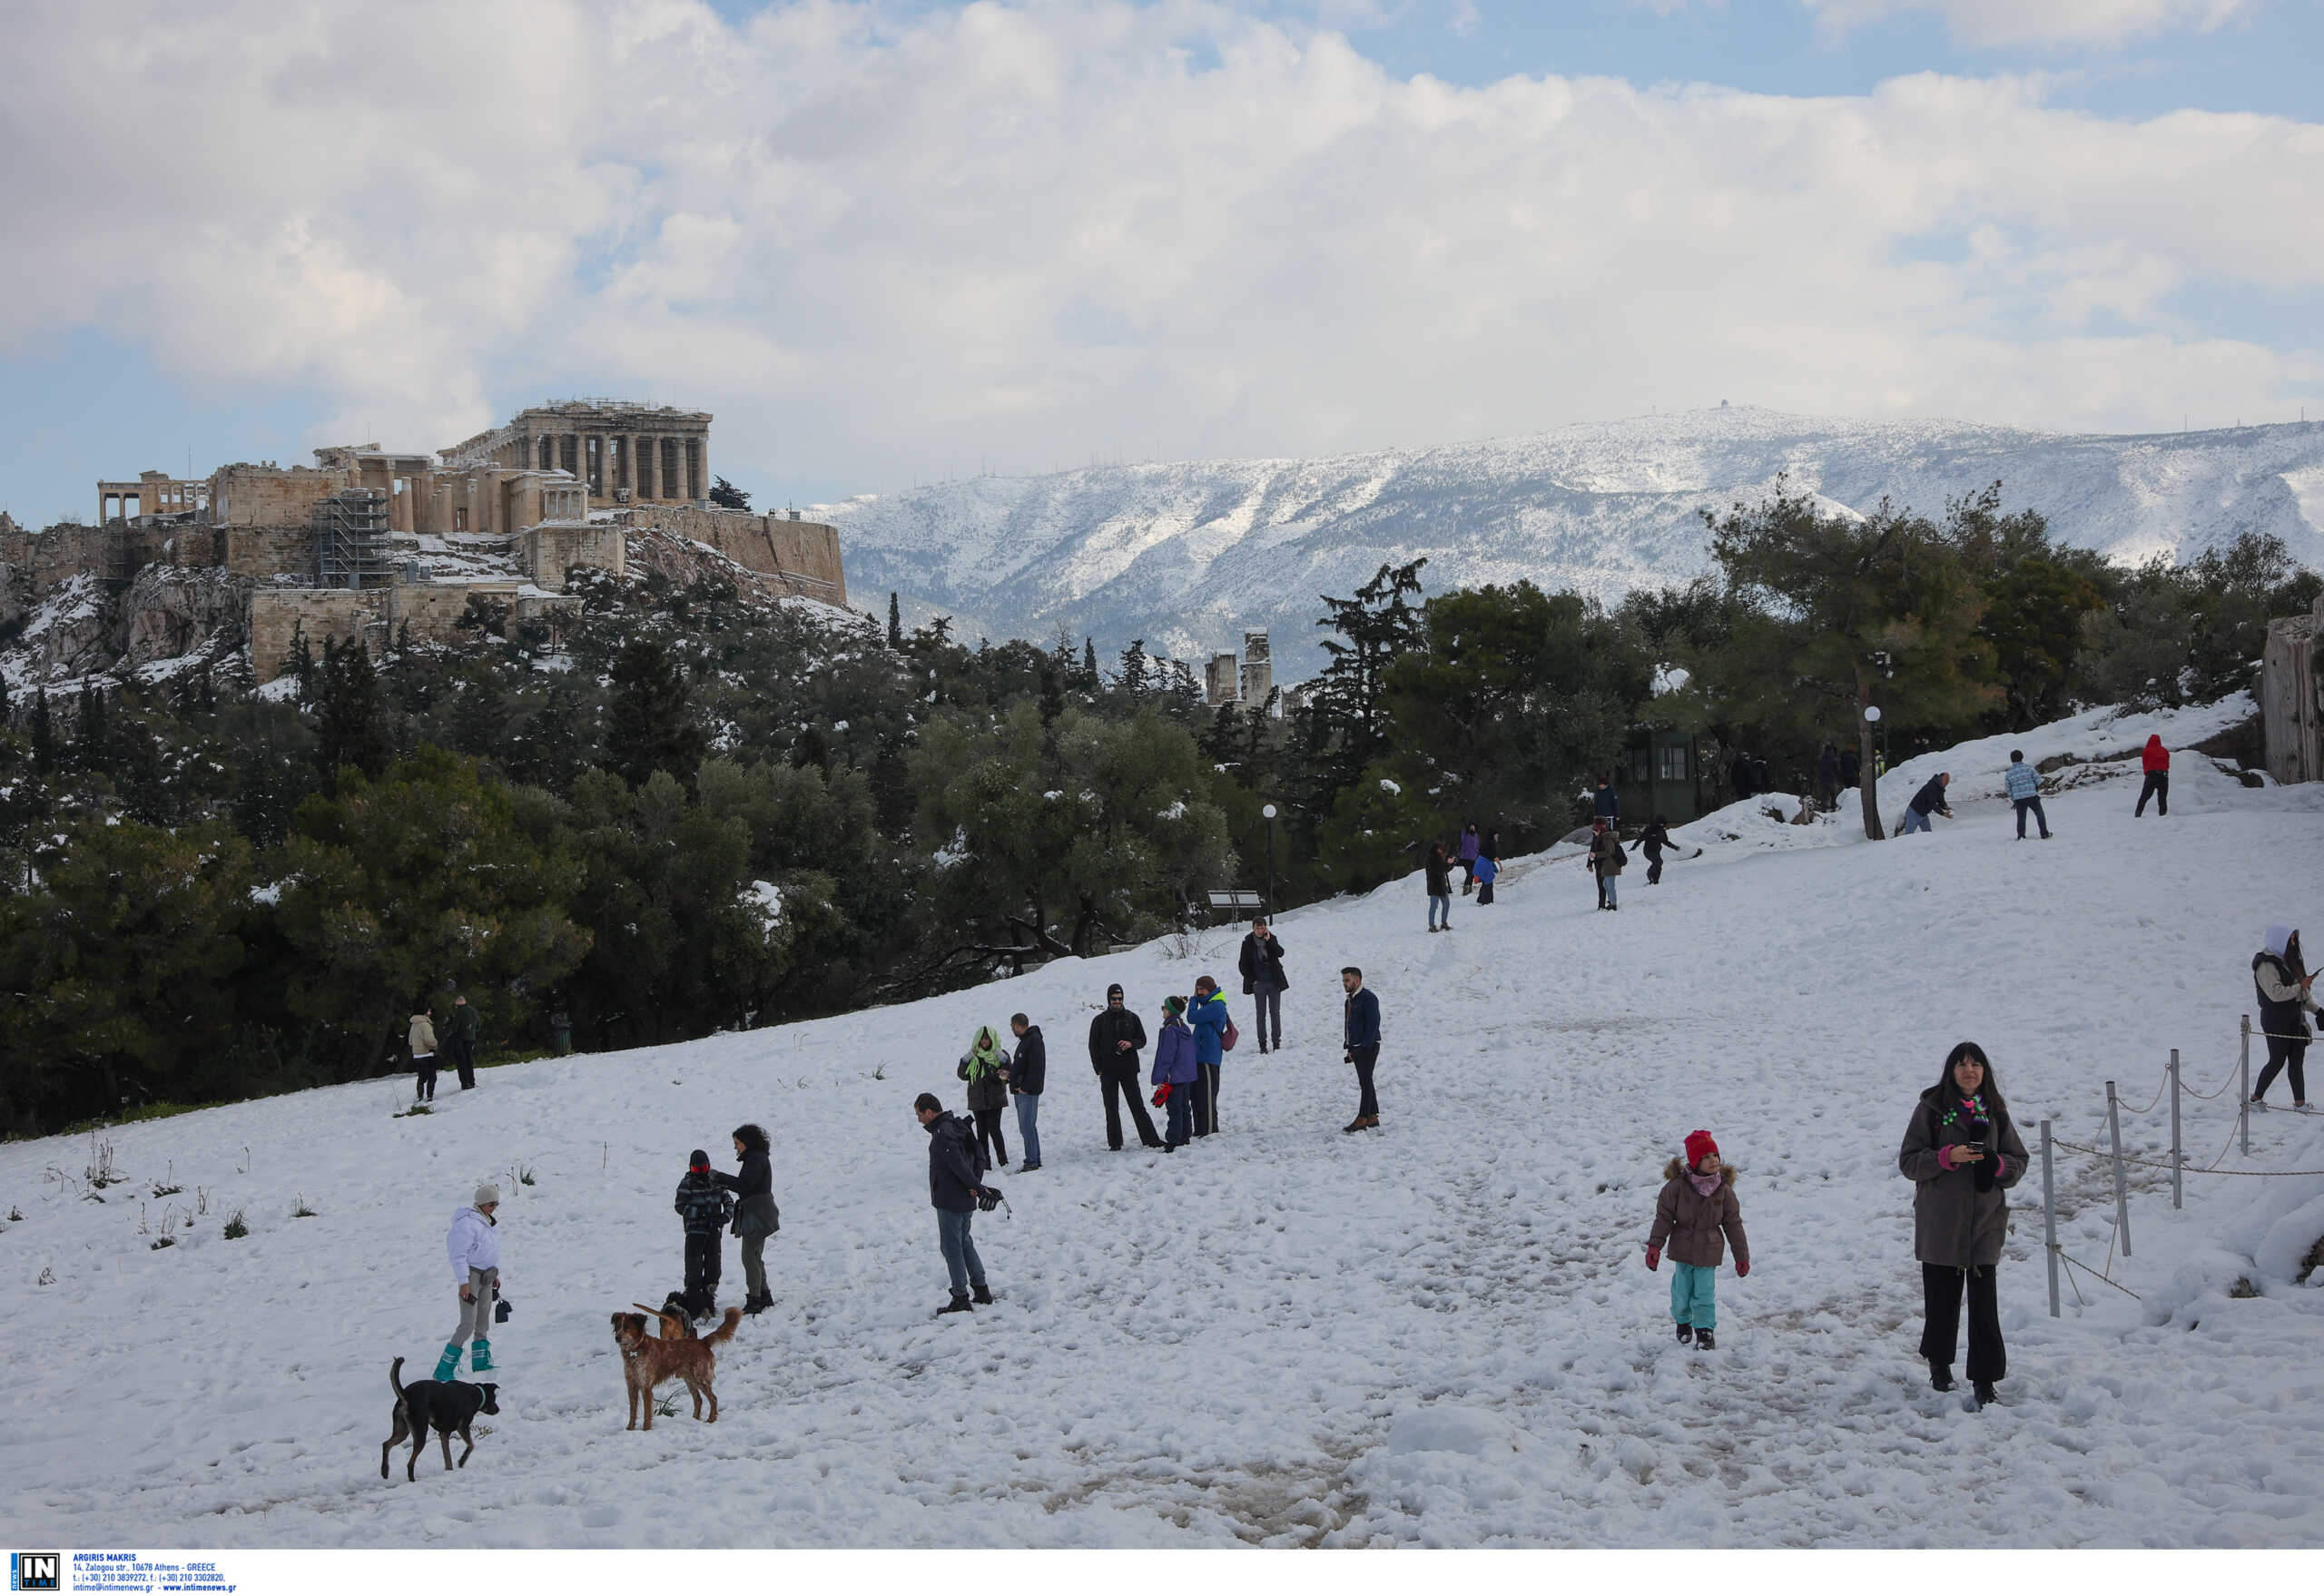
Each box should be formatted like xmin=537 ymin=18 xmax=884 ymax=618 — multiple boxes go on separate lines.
xmin=2042 ymin=1119 xmax=2060 ymax=1319
xmin=2169 ymin=1048 xmax=2182 ymax=1210
xmin=2107 ymin=1079 xmax=2132 ymax=1258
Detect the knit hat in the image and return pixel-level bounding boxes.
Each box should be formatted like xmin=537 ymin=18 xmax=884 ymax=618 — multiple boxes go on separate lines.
xmin=1683 ymin=1130 xmax=1718 ymax=1169
xmin=1107 ymin=983 xmax=1124 ymax=999
xmin=473 ymin=1182 xmax=501 ymax=1206
xmin=1162 ymin=994 xmax=1186 ymax=1018
xmin=688 ymin=1148 xmax=710 ymax=1172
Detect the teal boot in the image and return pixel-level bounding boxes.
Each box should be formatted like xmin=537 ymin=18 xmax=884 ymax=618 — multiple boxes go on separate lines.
xmin=433 ymin=1341 xmax=462 ymax=1382
xmin=469 ymin=1337 xmax=493 ymax=1374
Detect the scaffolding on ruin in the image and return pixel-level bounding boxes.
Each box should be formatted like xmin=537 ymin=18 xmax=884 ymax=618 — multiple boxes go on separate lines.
xmin=311 ymin=488 xmax=392 ymax=589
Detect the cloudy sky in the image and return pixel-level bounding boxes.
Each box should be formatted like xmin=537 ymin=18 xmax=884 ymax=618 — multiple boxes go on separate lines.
xmin=1 ymin=0 xmax=2318 ymax=525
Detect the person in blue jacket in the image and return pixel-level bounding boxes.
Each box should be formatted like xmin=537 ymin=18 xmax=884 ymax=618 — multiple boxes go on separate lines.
xmin=1150 ymin=996 xmax=1198 ymax=1150
xmin=1188 ymin=975 xmax=1230 ymax=1137
xmin=1592 ymin=773 xmax=1621 ymax=827
xmin=2004 ymin=751 xmax=2050 ymax=841
xmin=1343 ymin=965 xmax=1382 ymax=1133
xmin=1473 ymin=852 xmax=1500 ymax=906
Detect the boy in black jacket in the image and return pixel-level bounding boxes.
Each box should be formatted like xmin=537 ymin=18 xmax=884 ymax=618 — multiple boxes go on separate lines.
xmin=675 ymin=1149 xmax=735 ymax=1320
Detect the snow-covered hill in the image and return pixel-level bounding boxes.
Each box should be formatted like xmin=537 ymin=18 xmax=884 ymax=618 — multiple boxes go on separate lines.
xmin=4 ymin=699 xmax=2324 ymax=1548
xmin=817 ymin=408 xmax=2324 ymax=677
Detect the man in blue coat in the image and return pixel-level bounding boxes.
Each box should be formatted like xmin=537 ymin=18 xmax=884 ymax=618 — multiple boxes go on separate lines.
xmin=1343 ymin=966 xmax=1382 ymax=1133
xmin=1188 ymin=975 xmax=1230 ymax=1137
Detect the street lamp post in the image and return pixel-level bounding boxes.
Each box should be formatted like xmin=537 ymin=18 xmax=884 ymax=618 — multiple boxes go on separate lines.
xmin=1861 ymin=704 xmax=1885 ymax=841
xmin=1262 ymin=803 xmax=1277 ymax=918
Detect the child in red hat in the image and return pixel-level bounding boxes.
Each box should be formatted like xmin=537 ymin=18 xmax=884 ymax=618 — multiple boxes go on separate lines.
xmin=1645 ymin=1129 xmax=1750 ymax=1351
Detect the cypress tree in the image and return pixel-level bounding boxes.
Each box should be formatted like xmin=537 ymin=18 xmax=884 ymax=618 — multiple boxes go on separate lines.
xmin=30 ymin=687 xmax=54 ymax=775
xmin=887 ymin=592 xmax=903 ymax=650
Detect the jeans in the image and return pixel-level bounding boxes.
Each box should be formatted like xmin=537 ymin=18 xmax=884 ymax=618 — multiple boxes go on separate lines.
xmin=1100 ymin=1064 xmax=1161 ymax=1148
xmin=1252 ymin=985 xmax=1282 ymax=1049
xmin=2014 ymin=797 xmax=2050 ymax=838
xmin=1013 ymin=1092 xmax=1041 ymax=1167
xmin=1920 ymin=1264 xmax=2004 ymax=1383
xmin=1601 ymin=873 xmax=1618 ymax=908
xmin=1900 ymin=808 xmax=1933 ymax=835
xmin=1428 ymin=893 xmax=1451 ymax=930
xmin=970 ymin=1105 xmax=1009 ymax=1167
xmin=684 ymin=1230 xmax=723 ymax=1310
xmin=2136 ymin=771 xmax=2169 ymax=815
xmin=1164 ymin=1082 xmax=1192 ymax=1146
xmin=2254 ymin=1035 xmax=2309 ymax=1103
xmin=1669 ymin=1262 xmax=1717 ymax=1330
xmin=739 ymin=1233 xmax=768 ymax=1301
xmin=936 ymin=1207 xmax=985 ymax=1299
xmin=1350 ymin=1044 xmax=1379 ymax=1119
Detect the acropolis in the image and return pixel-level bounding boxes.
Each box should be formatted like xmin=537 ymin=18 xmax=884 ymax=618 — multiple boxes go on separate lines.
xmin=9 ymin=399 xmax=846 ymax=683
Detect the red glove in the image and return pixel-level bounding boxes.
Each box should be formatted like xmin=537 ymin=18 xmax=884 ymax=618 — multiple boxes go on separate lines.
xmin=1152 ymin=1084 xmax=1170 ymax=1107
xmin=1645 ymin=1246 xmax=1660 ymax=1272
xmin=1736 ymin=1259 xmax=1749 ymax=1277
xmin=1935 ymin=1144 xmax=1956 ymax=1171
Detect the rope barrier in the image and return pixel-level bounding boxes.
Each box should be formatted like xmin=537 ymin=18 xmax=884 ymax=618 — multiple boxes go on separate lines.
xmin=2052 ymin=1136 xmax=2324 ymax=1178
xmin=2115 ymin=1075 xmax=2168 ymax=1116
xmin=2053 ymin=1246 xmax=2142 ymax=1301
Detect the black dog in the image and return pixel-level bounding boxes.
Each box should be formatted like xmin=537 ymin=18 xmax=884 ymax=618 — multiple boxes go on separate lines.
xmin=381 ymin=1355 xmax=500 ymax=1482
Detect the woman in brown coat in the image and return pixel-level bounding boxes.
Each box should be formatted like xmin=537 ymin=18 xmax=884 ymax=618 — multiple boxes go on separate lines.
xmin=1898 ymin=1041 xmax=2029 ymax=1409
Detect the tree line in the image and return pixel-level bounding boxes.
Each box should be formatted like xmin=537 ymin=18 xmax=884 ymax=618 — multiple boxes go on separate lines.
xmin=0 ymin=488 xmax=2311 ymax=1134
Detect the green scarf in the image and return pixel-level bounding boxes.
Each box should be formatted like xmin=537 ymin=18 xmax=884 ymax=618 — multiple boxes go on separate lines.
xmin=965 ymin=1028 xmax=1007 ymax=1081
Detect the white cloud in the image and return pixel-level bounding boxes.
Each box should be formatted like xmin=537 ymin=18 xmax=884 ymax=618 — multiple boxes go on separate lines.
xmin=0 ymin=0 xmax=2317 ymax=502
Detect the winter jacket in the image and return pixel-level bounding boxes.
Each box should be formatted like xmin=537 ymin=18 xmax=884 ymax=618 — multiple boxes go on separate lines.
xmin=1589 ymin=831 xmax=1625 ymax=876
xmin=1898 ymin=1086 xmax=2028 ymax=1268
xmin=1648 ymin=1160 xmax=1750 ymax=1269
xmin=925 ymin=1111 xmax=984 ymax=1212
xmin=1150 ymin=1020 xmax=1198 ymax=1086
xmin=2142 ymin=736 xmax=2170 ymax=773
xmin=1009 ymin=1025 xmax=1047 ymax=1096
xmin=1344 ymin=986 xmax=1381 ymax=1049
xmin=1190 ymin=993 xmax=1229 ymax=1067
xmin=1592 ymin=785 xmax=1620 ymax=820
xmin=713 ymin=1149 xmax=779 ymax=1239
xmin=2004 ymin=761 xmax=2039 ymax=801
xmin=1088 ymin=1006 xmax=1147 ymax=1073
xmin=1817 ymin=747 xmax=1840 ymax=790
xmin=1907 ymin=775 xmax=1950 ymax=816
xmin=1457 ymin=831 xmax=1481 ymax=864
xmin=2253 ymin=941 xmax=2316 ymax=1040
xmin=409 ymin=1014 xmax=438 ymax=1057
xmin=444 ymin=1004 xmax=479 ymax=1046
xmin=1423 ymin=854 xmax=1453 ymax=895
xmin=447 ymin=1205 xmax=499 ymax=1284
xmin=957 ymin=1027 xmax=1009 ymax=1111
xmin=1239 ymin=932 xmax=1288 ymax=994
xmin=1473 ymin=856 xmax=1499 ymax=886
xmin=1638 ymin=822 xmax=1670 ymax=862
xmin=674 ymin=1169 xmax=734 ymax=1237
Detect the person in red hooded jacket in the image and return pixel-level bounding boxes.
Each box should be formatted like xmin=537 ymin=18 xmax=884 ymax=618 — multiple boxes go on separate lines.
xmin=2135 ymin=735 xmax=2170 ymax=817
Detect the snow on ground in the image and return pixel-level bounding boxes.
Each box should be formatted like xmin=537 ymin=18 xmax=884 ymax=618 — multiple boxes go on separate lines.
xmin=4 ymin=706 xmax=2324 ymax=1548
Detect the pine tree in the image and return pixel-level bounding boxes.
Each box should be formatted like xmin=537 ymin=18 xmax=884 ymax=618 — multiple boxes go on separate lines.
xmin=1303 ymin=557 xmax=1428 ymax=819
xmin=29 ymin=687 xmax=54 ymax=775
xmin=887 ymin=593 xmax=904 ymax=650
xmin=75 ymin=685 xmax=109 ymax=767
xmin=1039 ymin=666 xmax=1066 ymax=729
xmin=708 ymin=476 xmax=753 ymax=511
xmin=605 ymin=634 xmax=709 ymax=790
xmin=290 ymin=631 xmax=316 ymax=706
xmin=314 ymin=637 xmax=390 ymax=787
xmin=1079 ymin=637 xmax=1098 ymax=689
xmin=1116 ymin=639 xmax=1149 ymax=698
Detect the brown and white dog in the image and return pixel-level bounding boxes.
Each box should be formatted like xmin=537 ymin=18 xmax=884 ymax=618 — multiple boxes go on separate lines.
xmin=611 ymin=1305 xmax=740 ymax=1430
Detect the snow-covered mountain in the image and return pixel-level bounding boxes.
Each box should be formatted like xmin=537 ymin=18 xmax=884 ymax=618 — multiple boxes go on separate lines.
xmin=5 ymin=695 xmax=2323 ymax=1547
xmin=816 ymin=407 xmax=2324 ymax=679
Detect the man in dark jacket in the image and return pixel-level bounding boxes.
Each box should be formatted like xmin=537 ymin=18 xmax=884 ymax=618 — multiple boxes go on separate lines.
xmin=1088 ymin=983 xmax=1163 ymax=1150
xmin=1342 ymin=966 xmax=1382 ymax=1133
xmin=917 ymin=1092 xmax=994 ymax=1315
xmin=1008 ymin=1013 xmax=1046 ymax=1171
xmin=1592 ymin=775 xmax=1620 ymax=826
xmin=1237 ymin=918 xmax=1287 ymax=1053
xmin=674 ymin=1149 xmax=734 ymax=1320
xmin=1901 ymin=772 xmax=1951 ymax=835
xmin=445 ymin=994 xmax=480 ymax=1089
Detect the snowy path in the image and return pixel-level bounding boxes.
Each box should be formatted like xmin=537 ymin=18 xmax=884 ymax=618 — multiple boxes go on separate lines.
xmin=5 ymin=710 xmax=2324 ymax=1546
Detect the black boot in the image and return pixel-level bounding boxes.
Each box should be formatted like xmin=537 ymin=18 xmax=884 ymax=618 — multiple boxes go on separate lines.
xmin=1693 ymin=1329 xmax=1715 ymax=1351
xmin=1929 ymin=1362 xmax=1955 ymax=1393
xmin=1676 ymin=1324 xmax=1693 ymax=1345
xmin=1972 ymin=1381 xmax=1997 ymax=1409
xmin=937 ymin=1294 xmax=973 ymax=1315
xmin=971 ymin=1283 xmax=994 ymax=1305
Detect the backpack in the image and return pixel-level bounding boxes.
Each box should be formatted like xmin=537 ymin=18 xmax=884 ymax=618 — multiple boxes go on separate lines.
xmin=1221 ymin=1014 xmax=1239 ymax=1052
xmin=1610 ymin=842 xmax=1628 ymax=868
